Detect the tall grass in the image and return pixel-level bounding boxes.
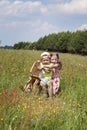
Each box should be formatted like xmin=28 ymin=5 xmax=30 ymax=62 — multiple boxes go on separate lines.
xmin=0 ymin=49 xmax=87 ymax=130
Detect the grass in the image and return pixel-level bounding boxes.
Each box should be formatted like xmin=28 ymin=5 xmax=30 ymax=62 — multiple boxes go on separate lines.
xmin=0 ymin=49 xmax=87 ymax=130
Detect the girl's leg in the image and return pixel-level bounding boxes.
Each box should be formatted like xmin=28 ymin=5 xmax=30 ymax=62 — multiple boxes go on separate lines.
xmin=47 ymin=80 xmax=53 ymax=97
xmin=53 ymin=77 xmax=60 ymax=95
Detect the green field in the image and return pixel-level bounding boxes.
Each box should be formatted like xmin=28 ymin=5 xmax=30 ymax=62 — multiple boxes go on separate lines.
xmin=0 ymin=49 xmax=87 ymax=130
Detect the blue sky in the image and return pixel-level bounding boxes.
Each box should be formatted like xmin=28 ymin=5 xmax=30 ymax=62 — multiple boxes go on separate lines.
xmin=0 ymin=0 xmax=87 ymax=46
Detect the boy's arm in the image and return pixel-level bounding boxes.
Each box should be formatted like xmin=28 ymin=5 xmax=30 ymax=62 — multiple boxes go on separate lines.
xmin=39 ymin=61 xmax=62 ymax=70
xmin=50 ymin=60 xmax=62 ymax=70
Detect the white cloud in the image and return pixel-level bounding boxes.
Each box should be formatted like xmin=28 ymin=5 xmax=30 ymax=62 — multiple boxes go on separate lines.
xmin=0 ymin=20 xmax=60 ymax=45
xmin=0 ymin=20 xmax=58 ymax=31
xmin=77 ymin=24 xmax=87 ymax=30
xmin=0 ymin=0 xmax=87 ymax=19
xmin=47 ymin=0 xmax=87 ymax=15
xmin=34 ymin=21 xmax=58 ymax=33
xmin=62 ymin=0 xmax=87 ymax=14
xmin=0 ymin=0 xmax=47 ymax=17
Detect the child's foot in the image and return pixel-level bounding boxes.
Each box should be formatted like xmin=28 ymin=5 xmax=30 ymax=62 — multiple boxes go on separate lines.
xmin=43 ymin=93 xmax=48 ymax=98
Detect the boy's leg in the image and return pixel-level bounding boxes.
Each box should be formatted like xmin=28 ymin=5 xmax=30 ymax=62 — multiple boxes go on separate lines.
xmin=40 ymin=78 xmax=48 ymax=97
xmin=40 ymin=84 xmax=48 ymax=97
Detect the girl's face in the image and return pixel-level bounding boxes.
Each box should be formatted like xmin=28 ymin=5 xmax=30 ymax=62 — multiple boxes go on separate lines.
xmin=51 ymin=55 xmax=58 ymax=63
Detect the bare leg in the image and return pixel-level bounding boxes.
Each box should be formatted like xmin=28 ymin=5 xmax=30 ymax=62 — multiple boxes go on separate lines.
xmin=47 ymin=80 xmax=53 ymax=97
xmin=40 ymin=83 xmax=48 ymax=97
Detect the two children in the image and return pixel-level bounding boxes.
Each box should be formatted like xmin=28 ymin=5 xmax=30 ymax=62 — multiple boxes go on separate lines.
xmin=39 ymin=52 xmax=62 ymax=97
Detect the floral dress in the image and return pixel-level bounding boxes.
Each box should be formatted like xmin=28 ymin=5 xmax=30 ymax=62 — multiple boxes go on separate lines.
xmin=52 ymin=68 xmax=60 ymax=95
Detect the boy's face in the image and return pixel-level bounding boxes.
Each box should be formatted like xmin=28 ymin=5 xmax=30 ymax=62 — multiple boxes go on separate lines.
xmin=42 ymin=55 xmax=50 ymax=64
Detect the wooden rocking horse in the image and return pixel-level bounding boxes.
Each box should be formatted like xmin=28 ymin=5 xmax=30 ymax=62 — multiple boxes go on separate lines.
xmin=24 ymin=60 xmax=41 ymax=93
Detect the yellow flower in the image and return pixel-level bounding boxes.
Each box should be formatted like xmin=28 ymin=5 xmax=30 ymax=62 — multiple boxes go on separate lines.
xmin=1 ymin=118 xmax=3 ymax=121
xmin=53 ymin=109 xmax=56 ymax=114
xmin=24 ymin=105 xmax=27 ymax=109
xmin=38 ymin=97 xmax=41 ymax=100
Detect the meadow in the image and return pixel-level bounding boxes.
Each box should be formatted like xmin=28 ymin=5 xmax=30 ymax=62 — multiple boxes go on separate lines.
xmin=0 ymin=49 xmax=87 ymax=130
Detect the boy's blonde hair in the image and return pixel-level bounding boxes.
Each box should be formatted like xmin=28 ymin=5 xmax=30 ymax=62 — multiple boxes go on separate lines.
xmin=40 ymin=52 xmax=50 ymax=59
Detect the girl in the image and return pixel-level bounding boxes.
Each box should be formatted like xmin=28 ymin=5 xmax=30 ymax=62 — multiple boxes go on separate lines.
xmin=51 ymin=53 xmax=62 ymax=95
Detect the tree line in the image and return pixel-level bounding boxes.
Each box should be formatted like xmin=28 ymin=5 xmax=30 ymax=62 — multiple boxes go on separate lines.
xmin=13 ymin=30 xmax=87 ymax=55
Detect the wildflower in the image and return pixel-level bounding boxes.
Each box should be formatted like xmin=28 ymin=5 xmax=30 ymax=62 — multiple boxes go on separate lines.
xmin=77 ymin=103 xmax=81 ymax=108
xmin=18 ymin=104 xmax=20 ymax=108
xmin=24 ymin=105 xmax=27 ymax=109
xmin=1 ymin=118 xmax=3 ymax=121
xmin=53 ymin=109 xmax=56 ymax=114
xmin=38 ymin=97 xmax=41 ymax=100
xmin=9 ymin=125 xmax=12 ymax=130
xmin=15 ymin=115 xmax=17 ymax=118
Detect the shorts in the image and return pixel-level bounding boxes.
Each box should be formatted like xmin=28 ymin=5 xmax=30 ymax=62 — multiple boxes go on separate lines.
xmin=40 ymin=78 xmax=49 ymax=86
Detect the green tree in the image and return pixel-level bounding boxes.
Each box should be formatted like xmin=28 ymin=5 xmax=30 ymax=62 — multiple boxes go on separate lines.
xmin=68 ymin=30 xmax=87 ymax=54
xmin=56 ymin=31 xmax=71 ymax=52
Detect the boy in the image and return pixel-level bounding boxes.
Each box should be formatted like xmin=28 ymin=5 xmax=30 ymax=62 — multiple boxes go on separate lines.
xmin=39 ymin=52 xmax=53 ymax=97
